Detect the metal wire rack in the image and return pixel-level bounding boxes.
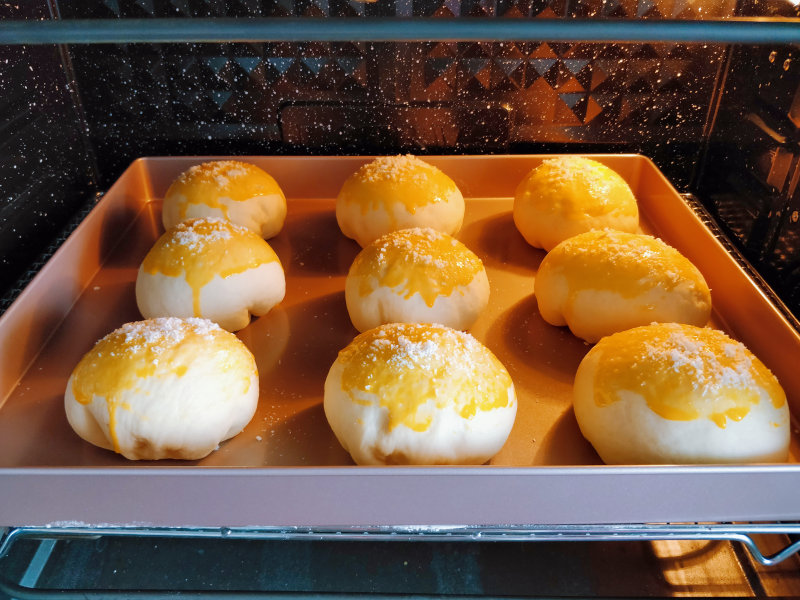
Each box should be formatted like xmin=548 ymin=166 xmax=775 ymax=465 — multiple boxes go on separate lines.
xmin=1 ymin=523 xmax=800 ymax=598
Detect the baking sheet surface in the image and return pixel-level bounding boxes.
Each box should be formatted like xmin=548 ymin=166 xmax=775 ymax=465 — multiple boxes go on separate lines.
xmin=2 ymin=155 xmax=799 ymax=526
xmin=1 ymin=195 xmax=602 ymax=467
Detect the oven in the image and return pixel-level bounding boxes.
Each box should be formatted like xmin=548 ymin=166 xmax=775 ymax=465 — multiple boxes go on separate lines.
xmin=1 ymin=3 xmax=800 ymax=597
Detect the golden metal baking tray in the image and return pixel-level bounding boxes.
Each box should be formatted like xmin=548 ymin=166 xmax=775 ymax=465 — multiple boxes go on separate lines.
xmin=1 ymin=155 xmax=798 ymax=528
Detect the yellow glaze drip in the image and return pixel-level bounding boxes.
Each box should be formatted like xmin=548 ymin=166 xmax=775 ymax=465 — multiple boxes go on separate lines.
xmin=71 ymin=318 xmax=256 ymax=454
xmin=350 ymin=228 xmax=483 ymax=307
xmin=590 ymin=323 xmax=786 ymax=428
xmin=141 ymin=217 xmax=280 ymax=317
xmin=338 ymin=155 xmax=458 ymax=222
xmin=338 ymin=323 xmax=512 ymax=432
xmin=517 ymin=157 xmax=637 ymax=221
xmin=544 ymin=230 xmax=709 ymax=312
xmin=166 ymin=160 xmax=284 ymax=221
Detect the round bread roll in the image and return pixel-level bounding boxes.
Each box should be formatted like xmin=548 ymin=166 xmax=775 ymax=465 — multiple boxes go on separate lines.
xmin=65 ymin=317 xmax=259 ymax=460
xmin=513 ymin=156 xmax=638 ymax=251
xmin=162 ymin=160 xmax=286 ymax=239
xmin=535 ymin=230 xmax=711 ymax=343
xmin=573 ymin=323 xmax=790 ymax=465
xmin=336 ymin=155 xmax=465 ymax=247
xmin=345 ymin=227 xmax=489 ymax=332
xmin=136 ymin=217 xmax=285 ymax=332
xmin=324 ymin=323 xmax=517 ymax=465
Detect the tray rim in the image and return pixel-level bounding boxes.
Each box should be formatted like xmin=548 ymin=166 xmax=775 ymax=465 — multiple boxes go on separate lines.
xmin=5 ymin=463 xmax=800 ymax=527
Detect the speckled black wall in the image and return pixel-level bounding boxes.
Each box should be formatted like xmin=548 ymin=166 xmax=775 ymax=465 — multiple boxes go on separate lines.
xmin=0 ymin=3 xmax=98 ymax=306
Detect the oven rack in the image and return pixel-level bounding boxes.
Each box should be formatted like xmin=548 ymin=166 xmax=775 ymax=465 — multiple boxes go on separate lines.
xmin=1 ymin=17 xmax=800 ymax=45
xmin=1 ymin=523 xmax=800 ymax=598
xmin=3 ymin=523 xmax=800 ymax=565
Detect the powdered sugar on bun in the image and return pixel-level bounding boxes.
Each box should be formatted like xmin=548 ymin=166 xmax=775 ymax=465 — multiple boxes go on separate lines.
xmin=345 ymin=228 xmax=489 ymax=332
xmin=573 ymin=323 xmax=790 ymax=465
xmin=513 ymin=157 xmax=638 ymax=251
xmin=324 ymin=323 xmax=516 ymax=465
xmin=136 ymin=217 xmax=285 ymax=332
xmin=162 ymin=160 xmax=286 ymax=239
xmin=336 ymin=155 xmax=465 ymax=247
xmin=65 ymin=317 xmax=259 ymax=460
xmin=535 ymin=230 xmax=711 ymax=342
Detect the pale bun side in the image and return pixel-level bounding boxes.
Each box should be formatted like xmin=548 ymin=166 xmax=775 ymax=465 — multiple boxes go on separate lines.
xmin=323 ymin=323 xmax=517 ymax=465
xmin=538 ymin=286 xmax=709 ymax=344
xmin=136 ymin=217 xmax=285 ymax=332
xmin=136 ymin=261 xmax=285 ymax=332
xmin=513 ymin=156 xmax=638 ymax=251
xmin=573 ymin=323 xmax=790 ymax=465
xmin=65 ymin=318 xmax=259 ymax=461
xmin=344 ymin=228 xmax=489 ymax=332
xmin=325 ymin=360 xmax=516 ymax=465
xmin=162 ymin=160 xmax=286 ymax=239
xmin=337 ymin=193 xmax=464 ymax=249
xmin=535 ymin=230 xmax=711 ymax=343
xmin=336 ymin=155 xmax=465 ymax=247
xmin=345 ymin=271 xmax=490 ymax=332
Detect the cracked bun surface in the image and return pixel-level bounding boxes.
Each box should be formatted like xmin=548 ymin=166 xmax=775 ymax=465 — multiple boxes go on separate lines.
xmin=162 ymin=160 xmax=286 ymax=239
xmin=513 ymin=156 xmax=638 ymax=251
xmin=136 ymin=217 xmax=285 ymax=332
xmin=535 ymin=230 xmax=711 ymax=343
xmin=345 ymin=228 xmax=489 ymax=332
xmin=65 ymin=318 xmax=259 ymax=461
xmin=324 ymin=323 xmax=517 ymax=465
xmin=336 ymin=155 xmax=465 ymax=247
xmin=573 ymin=323 xmax=790 ymax=465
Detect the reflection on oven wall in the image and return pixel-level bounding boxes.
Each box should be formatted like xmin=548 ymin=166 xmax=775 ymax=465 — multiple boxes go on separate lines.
xmin=63 ymin=15 xmax=733 ymax=185
xmin=64 ymin=34 xmax=724 ymax=178
xmin=698 ymin=42 xmax=800 ymax=318
xmin=56 ymin=0 xmax=739 ymax=185
xmin=1 ymin=0 xmax=800 ymax=323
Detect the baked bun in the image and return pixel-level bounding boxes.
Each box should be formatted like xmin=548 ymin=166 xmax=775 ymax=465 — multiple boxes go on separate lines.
xmin=573 ymin=323 xmax=790 ymax=465
xmin=513 ymin=157 xmax=638 ymax=251
xmin=162 ymin=160 xmax=286 ymax=239
xmin=345 ymin=228 xmax=489 ymax=332
xmin=65 ymin=318 xmax=259 ymax=460
xmin=324 ymin=323 xmax=516 ymax=465
xmin=336 ymin=155 xmax=465 ymax=247
xmin=136 ymin=217 xmax=285 ymax=332
xmin=535 ymin=230 xmax=711 ymax=343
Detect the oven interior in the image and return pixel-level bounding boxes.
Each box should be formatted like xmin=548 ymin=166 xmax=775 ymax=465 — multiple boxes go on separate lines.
xmin=1 ymin=1 xmax=800 ymax=597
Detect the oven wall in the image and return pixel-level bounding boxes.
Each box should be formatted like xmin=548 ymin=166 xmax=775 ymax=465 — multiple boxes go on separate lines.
xmin=697 ymin=42 xmax=800 ymax=320
xmin=0 ymin=3 xmax=98 ymax=306
xmin=56 ymin=0 xmax=731 ymax=190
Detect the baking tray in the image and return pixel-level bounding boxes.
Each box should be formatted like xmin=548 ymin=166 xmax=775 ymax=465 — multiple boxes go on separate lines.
xmin=1 ymin=155 xmax=799 ymax=528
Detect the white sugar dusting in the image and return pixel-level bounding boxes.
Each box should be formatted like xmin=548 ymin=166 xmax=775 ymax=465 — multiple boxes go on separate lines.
xmin=568 ymin=230 xmax=662 ymax=260
xmin=564 ymin=230 xmax=694 ymax=286
xmin=643 ymin=325 xmax=757 ymax=393
xmin=114 ymin=317 xmax=221 ymax=354
xmin=723 ymin=343 xmax=740 ymax=358
xmin=179 ymin=160 xmax=253 ymax=187
xmin=537 ymin=156 xmax=619 ymax=200
xmin=371 ymin=228 xmax=470 ymax=271
xmin=541 ymin=156 xmax=605 ymax=183
xmin=183 ymin=316 xmax=222 ymax=336
xmin=358 ymin=155 xmax=435 ymax=185
xmin=167 ymin=217 xmax=243 ymax=251
xmin=361 ymin=323 xmax=500 ymax=383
